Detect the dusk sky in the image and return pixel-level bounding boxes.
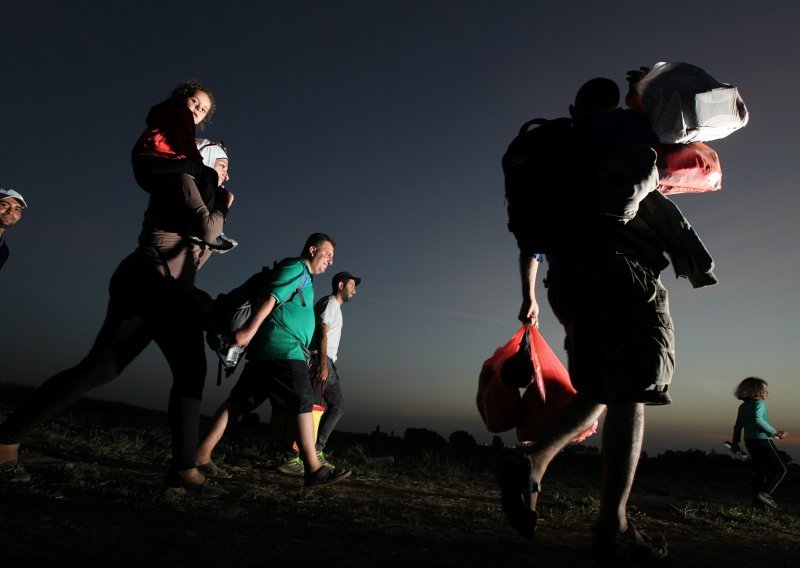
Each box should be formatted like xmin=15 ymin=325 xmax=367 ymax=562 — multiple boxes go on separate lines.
xmin=2 ymin=1 xmax=798 ymax=462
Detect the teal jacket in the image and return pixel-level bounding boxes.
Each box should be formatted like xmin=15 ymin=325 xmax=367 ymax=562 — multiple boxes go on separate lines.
xmin=733 ymin=399 xmax=776 ymax=442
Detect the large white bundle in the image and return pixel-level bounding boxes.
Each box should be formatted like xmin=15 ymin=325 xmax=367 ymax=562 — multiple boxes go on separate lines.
xmin=637 ymin=62 xmax=749 ymax=144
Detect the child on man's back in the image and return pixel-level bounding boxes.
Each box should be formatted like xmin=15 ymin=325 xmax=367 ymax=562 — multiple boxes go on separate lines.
xmin=196 ymin=138 xmax=237 ymax=253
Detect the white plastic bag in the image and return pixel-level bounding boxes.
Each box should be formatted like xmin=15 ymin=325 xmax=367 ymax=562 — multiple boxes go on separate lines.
xmin=636 ymin=62 xmax=749 ymax=144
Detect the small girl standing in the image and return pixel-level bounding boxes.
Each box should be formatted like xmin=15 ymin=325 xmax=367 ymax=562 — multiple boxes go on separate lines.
xmin=731 ymin=377 xmax=789 ymax=508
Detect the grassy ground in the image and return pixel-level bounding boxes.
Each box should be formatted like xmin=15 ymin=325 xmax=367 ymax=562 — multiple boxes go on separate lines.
xmin=1 ymin=383 xmax=798 ymax=568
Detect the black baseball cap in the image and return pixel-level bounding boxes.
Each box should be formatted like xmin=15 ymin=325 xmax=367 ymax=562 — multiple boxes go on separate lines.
xmin=332 ymin=271 xmax=361 ymax=287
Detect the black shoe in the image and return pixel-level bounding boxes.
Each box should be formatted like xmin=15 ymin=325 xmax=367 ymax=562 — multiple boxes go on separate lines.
xmin=495 ymin=453 xmax=539 ymax=540
xmin=185 ymin=234 xmax=238 ymax=253
xmin=209 ymin=234 xmax=238 ymax=254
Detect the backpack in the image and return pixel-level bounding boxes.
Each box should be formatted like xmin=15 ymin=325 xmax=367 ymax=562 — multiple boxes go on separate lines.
xmin=502 ymin=117 xmax=585 ymax=254
xmin=206 ymin=259 xmax=309 ymax=384
xmin=502 ymin=112 xmax=659 ymax=254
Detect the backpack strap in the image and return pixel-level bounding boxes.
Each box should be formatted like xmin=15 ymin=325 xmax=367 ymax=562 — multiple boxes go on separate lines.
xmin=518 ymin=118 xmax=548 ymax=136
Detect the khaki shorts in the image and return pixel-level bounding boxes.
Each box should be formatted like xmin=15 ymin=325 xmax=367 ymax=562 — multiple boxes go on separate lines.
xmin=546 ymin=254 xmax=674 ymax=405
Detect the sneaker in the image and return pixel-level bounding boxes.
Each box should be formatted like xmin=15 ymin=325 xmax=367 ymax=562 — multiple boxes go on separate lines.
xmin=186 ymin=234 xmax=238 ymax=253
xmin=0 ymin=459 xmax=31 ymax=483
xmin=210 ymin=234 xmax=238 ymax=254
xmin=277 ymin=454 xmax=304 ymax=477
xmin=755 ymin=491 xmax=778 ymax=509
xmin=303 ymin=465 xmax=351 ymax=489
xmin=317 ymin=451 xmax=334 ymax=467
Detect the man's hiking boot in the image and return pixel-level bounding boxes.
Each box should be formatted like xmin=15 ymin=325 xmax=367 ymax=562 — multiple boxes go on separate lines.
xmin=277 ymin=454 xmax=304 ymax=477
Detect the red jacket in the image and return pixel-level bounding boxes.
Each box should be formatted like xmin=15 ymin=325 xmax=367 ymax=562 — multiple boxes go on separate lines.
xmin=132 ymin=97 xmax=203 ymax=163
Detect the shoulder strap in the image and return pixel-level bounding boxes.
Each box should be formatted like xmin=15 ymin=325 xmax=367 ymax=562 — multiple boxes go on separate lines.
xmin=518 ymin=118 xmax=548 ymax=135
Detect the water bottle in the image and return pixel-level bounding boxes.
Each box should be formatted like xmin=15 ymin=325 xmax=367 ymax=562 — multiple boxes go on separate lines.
xmin=223 ymin=345 xmax=244 ymax=367
xmin=723 ymin=441 xmax=749 ymax=460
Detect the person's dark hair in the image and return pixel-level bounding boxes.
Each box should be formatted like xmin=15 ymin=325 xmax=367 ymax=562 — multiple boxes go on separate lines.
xmin=735 ymin=377 xmax=768 ymax=401
xmin=574 ymin=77 xmax=620 ymax=115
xmin=331 ymin=274 xmax=348 ymax=294
xmin=302 ymin=233 xmax=335 ymax=255
xmin=171 ymin=79 xmax=215 ymax=130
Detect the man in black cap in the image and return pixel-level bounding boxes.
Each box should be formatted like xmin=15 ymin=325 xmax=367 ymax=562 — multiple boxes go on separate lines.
xmin=0 ymin=188 xmax=28 ymax=272
xmin=314 ymin=271 xmax=361 ymax=460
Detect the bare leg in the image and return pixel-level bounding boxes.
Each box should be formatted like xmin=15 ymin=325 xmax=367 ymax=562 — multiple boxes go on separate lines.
xmin=526 ymin=395 xmax=606 ymax=509
xmin=196 ymin=398 xmax=241 ymax=466
xmin=295 ymin=412 xmax=323 ymax=473
xmin=590 ymin=402 xmax=666 ymax=559
xmin=0 ymin=443 xmax=19 ymax=463
xmin=597 ymin=402 xmax=644 ymax=533
xmin=499 ymin=394 xmax=605 ymax=539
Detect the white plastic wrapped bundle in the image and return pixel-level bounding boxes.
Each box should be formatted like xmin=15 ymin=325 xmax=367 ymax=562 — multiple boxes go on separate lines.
xmin=636 ymin=62 xmax=749 ymax=144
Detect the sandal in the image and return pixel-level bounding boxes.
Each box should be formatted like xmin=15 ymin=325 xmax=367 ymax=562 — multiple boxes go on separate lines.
xmin=164 ymin=473 xmax=228 ymax=497
xmin=303 ymin=465 xmax=351 ymax=489
xmin=197 ymin=461 xmax=233 ymax=479
xmin=591 ymin=522 xmax=668 ymax=560
xmin=496 ymin=453 xmax=539 ymax=540
xmin=0 ymin=459 xmax=31 ymax=483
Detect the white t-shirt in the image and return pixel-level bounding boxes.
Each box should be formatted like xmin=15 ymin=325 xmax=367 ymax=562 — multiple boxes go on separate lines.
xmin=319 ymin=295 xmax=343 ymax=362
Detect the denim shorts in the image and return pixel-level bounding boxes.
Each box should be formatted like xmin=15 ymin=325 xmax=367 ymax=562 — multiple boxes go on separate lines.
xmin=230 ymin=359 xmax=314 ymax=414
xmin=546 ymin=254 xmax=674 ymax=405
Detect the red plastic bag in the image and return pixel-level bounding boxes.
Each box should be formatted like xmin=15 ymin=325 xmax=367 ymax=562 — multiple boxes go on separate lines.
xmin=515 ymin=326 xmax=597 ymax=443
xmin=476 ymin=326 xmax=536 ymax=433
xmin=656 ymin=142 xmax=722 ymax=195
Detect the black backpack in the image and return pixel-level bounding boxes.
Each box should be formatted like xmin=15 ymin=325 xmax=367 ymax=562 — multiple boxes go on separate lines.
xmin=502 ymin=117 xmax=587 ymax=255
xmin=206 ymin=259 xmax=309 ymax=383
xmin=502 ymin=113 xmax=658 ymax=255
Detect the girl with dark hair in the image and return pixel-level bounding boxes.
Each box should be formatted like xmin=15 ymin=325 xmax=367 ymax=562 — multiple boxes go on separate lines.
xmin=131 ymin=80 xmax=228 ymax=229
xmin=731 ymin=377 xmax=789 ymax=508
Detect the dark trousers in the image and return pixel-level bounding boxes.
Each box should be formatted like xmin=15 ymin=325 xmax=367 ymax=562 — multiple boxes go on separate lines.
xmin=316 ymin=356 xmax=345 ymax=451
xmin=133 ymin=156 xmax=219 ymax=209
xmin=0 ymin=255 xmax=208 ymax=472
xmin=745 ymin=438 xmax=788 ymax=495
